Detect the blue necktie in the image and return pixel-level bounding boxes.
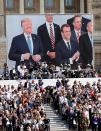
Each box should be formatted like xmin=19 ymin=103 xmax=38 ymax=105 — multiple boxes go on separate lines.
xmin=67 ymin=42 xmax=71 ymax=56
xmin=27 ymin=36 xmax=33 ymax=54
xmin=90 ymin=34 xmax=92 ymax=45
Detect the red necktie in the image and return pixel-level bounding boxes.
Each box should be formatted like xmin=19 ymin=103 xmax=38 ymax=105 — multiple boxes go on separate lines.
xmin=77 ymin=31 xmax=80 ymax=43
xmin=50 ymin=24 xmax=55 ymax=49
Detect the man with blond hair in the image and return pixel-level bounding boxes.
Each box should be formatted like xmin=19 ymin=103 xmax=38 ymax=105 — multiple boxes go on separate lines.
xmin=9 ymin=18 xmax=43 ymax=68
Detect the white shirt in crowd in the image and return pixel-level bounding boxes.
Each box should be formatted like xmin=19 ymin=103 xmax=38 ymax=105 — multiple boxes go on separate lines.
xmin=59 ymin=95 xmax=68 ymax=105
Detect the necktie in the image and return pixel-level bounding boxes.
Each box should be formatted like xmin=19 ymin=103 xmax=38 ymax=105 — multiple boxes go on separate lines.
xmin=67 ymin=42 xmax=71 ymax=56
xmin=27 ymin=36 xmax=33 ymax=54
xmin=77 ymin=31 xmax=80 ymax=43
xmin=50 ymin=24 xmax=55 ymax=49
xmin=90 ymin=34 xmax=92 ymax=44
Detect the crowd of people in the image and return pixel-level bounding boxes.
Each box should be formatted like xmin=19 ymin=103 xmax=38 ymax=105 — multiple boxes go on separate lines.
xmin=45 ymin=79 xmax=101 ymax=131
xmin=1 ymin=62 xmax=98 ymax=80
xmin=0 ymin=80 xmax=50 ymax=131
xmin=0 ymin=14 xmax=100 ymax=131
xmin=0 ymin=78 xmax=101 ymax=131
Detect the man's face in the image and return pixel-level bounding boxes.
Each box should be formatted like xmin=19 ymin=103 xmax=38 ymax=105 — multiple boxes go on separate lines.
xmin=62 ymin=26 xmax=71 ymax=40
xmin=87 ymin=22 xmax=93 ymax=33
xmin=22 ymin=20 xmax=32 ymax=34
xmin=73 ymin=17 xmax=82 ymax=30
xmin=45 ymin=14 xmax=53 ymax=23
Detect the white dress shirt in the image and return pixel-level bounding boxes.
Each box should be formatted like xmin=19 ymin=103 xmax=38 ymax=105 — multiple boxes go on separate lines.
xmin=24 ymin=33 xmax=33 ymax=54
xmin=63 ymin=39 xmax=71 ymax=50
xmin=74 ymin=29 xmax=81 ymax=38
xmin=21 ymin=33 xmax=33 ymax=61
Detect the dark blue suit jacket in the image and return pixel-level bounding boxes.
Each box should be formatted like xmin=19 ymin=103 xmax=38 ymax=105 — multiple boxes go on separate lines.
xmin=79 ymin=33 xmax=93 ymax=68
xmin=37 ymin=23 xmax=62 ymax=63
xmin=8 ymin=33 xmax=43 ymax=67
xmin=71 ymin=30 xmax=85 ymax=45
xmin=55 ymin=39 xmax=79 ymax=66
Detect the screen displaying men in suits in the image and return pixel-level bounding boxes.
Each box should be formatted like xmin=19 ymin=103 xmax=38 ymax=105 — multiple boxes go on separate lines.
xmin=8 ymin=18 xmax=43 ymax=68
xmin=7 ymin=14 xmax=93 ymax=70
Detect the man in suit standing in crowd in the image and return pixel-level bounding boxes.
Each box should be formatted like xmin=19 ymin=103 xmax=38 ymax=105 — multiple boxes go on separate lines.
xmin=55 ymin=24 xmax=79 ymax=69
xmin=70 ymin=15 xmax=85 ymax=46
xmin=9 ymin=18 xmax=43 ymax=68
xmin=79 ymin=21 xmax=93 ymax=69
xmin=67 ymin=15 xmax=91 ymax=32
xmin=37 ymin=14 xmax=62 ymax=64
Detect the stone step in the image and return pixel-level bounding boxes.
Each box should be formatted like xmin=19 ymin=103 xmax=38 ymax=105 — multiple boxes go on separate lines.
xmin=44 ymin=105 xmax=69 ymax=131
xmin=50 ymin=128 xmax=68 ymax=130
xmin=50 ymin=127 xmax=69 ymax=131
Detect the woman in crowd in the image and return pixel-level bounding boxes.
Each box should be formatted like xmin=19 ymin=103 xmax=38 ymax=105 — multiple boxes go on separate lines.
xmin=0 ymin=81 xmax=50 ymax=131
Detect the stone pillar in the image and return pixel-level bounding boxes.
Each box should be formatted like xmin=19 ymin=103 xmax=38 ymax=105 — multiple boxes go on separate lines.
xmin=40 ymin=0 xmax=44 ymax=13
xmin=19 ymin=0 xmax=24 ymax=14
xmin=0 ymin=0 xmax=4 ymax=13
xmin=0 ymin=0 xmax=6 ymax=68
xmin=80 ymin=0 xmax=84 ymax=13
xmin=87 ymin=0 xmax=93 ymax=13
xmin=0 ymin=16 xmax=5 ymax=37
xmin=60 ymin=0 xmax=65 ymax=13
xmin=0 ymin=39 xmax=7 ymax=68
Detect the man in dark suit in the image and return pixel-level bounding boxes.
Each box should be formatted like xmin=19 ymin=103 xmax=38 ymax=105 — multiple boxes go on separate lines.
xmin=67 ymin=15 xmax=91 ymax=32
xmin=79 ymin=21 xmax=93 ymax=69
xmin=37 ymin=14 xmax=62 ymax=64
xmin=70 ymin=15 xmax=85 ymax=46
xmin=55 ymin=24 xmax=80 ymax=69
xmin=8 ymin=18 xmax=43 ymax=68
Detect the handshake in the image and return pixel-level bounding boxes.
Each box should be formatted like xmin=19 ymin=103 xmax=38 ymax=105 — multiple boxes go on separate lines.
xmin=21 ymin=53 xmax=41 ymax=62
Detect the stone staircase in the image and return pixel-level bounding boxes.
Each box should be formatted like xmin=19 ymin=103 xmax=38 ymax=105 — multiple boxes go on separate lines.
xmin=44 ymin=104 xmax=69 ymax=131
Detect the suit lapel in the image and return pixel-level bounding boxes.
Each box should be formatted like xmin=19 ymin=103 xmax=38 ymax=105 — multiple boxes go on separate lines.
xmin=22 ymin=34 xmax=30 ymax=52
xmin=72 ymin=30 xmax=78 ymax=43
xmin=62 ymin=40 xmax=73 ymax=58
xmin=62 ymin=40 xmax=70 ymax=53
xmin=31 ymin=34 xmax=37 ymax=54
xmin=44 ymin=23 xmax=53 ymax=49
xmin=86 ymin=33 xmax=92 ymax=47
xmin=44 ymin=23 xmax=50 ymax=39
xmin=81 ymin=30 xmax=85 ymax=35
xmin=54 ymin=23 xmax=57 ymax=42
